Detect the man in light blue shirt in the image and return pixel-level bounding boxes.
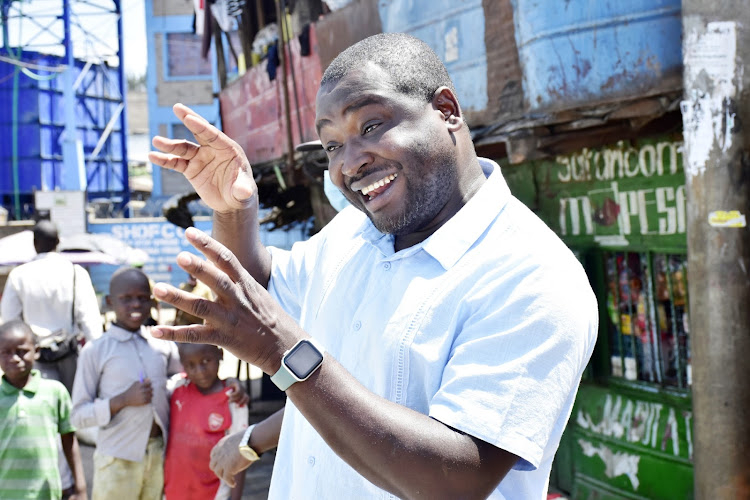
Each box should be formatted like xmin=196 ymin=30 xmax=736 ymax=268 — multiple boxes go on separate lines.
xmin=148 ymin=33 xmax=598 ymax=499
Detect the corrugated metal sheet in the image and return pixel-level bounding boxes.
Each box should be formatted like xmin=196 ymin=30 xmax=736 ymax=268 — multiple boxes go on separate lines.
xmin=378 ymin=0 xmax=488 ymax=113
xmin=511 ymin=0 xmax=683 ymax=111
xmin=315 ymin=0 xmax=382 ymax=71
xmin=219 ymin=25 xmax=322 ymax=165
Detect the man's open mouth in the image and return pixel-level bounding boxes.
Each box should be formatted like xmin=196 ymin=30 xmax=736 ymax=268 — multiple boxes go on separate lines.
xmin=359 ymin=173 xmax=398 ymax=201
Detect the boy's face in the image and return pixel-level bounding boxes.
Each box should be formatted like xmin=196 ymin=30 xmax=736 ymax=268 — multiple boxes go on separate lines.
xmin=0 ymin=328 xmax=37 ymax=388
xmin=178 ymin=344 xmax=222 ymax=392
xmin=107 ymin=273 xmax=153 ymax=331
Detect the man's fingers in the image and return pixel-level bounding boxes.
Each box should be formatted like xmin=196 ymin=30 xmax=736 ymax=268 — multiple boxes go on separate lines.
xmin=181 ymin=228 xmax=249 ymax=288
xmin=152 ymin=279 xmax=223 ymax=321
xmin=174 ymin=103 xmax=233 ymax=150
xmin=147 ymin=151 xmax=189 ymax=172
xmin=173 ymin=102 xmax=206 ymax=123
xmin=151 ymin=135 xmax=201 ymax=158
xmin=150 ymin=324 xmax=216 ymax=345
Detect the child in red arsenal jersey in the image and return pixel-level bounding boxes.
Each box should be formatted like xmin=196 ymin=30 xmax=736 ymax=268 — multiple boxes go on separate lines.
xmin=164 ymin=343 xmax=248 ymax=500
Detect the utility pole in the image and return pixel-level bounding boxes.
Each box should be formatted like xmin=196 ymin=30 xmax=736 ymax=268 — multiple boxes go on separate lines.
xmin=681 ymin=2 xmax=750 ymax=498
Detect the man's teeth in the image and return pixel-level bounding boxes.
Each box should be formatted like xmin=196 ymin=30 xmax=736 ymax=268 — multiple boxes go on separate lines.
xmin=130 ymin=312 xmax=143 ymax=319
xmin=360 ymin=173 xmax=397 ymax=196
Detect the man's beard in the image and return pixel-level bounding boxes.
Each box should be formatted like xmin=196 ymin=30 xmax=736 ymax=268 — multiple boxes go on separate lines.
xmin=368 ymin=146 xmax=457 ymax=236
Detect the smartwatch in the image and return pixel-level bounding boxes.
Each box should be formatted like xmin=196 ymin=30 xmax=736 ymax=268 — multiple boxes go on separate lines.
xmin=270 ymin=338 xmax=325 ymax=391
xmin=238 ymin=424 xmax=261 ymax=462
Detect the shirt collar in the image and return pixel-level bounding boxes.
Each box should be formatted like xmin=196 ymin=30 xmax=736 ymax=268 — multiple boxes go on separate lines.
xmin=107 ymin=324 xmax=150 ymax=342
xmin=1 ymin=369 xmax=41 ymax=395
xmin=358 ymin=158 xmax=511 ymax=269
xmin=32 ymin=252 xmax=60 ymax=261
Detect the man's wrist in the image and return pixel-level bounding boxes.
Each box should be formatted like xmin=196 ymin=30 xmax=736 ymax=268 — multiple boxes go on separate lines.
xmin=238 ymin=424 xmax=261 ymax=462
xmin=213 ymin=203 xmax=258 ymax=223
xmin=270 ymin=337 xmax=325 ymax=391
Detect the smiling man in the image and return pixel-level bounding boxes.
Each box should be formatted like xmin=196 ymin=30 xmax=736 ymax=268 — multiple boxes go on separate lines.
xmin=148 ymin=33 xmax=598 ymax=499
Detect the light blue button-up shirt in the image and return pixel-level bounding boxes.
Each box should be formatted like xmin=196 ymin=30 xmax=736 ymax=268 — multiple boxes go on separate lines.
xmin=267 ymin=159 xmax=598 ymax=499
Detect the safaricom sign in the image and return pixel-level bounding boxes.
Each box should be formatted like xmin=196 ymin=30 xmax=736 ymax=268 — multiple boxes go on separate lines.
xmin=541 ymin=139 xmax=687 ymax=247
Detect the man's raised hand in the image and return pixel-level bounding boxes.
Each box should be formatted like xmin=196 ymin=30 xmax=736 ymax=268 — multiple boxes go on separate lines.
xmin=150 ymin=227 xmax=302 ymax=375
xmin=148 ymin=103 xmax=256 ymax=213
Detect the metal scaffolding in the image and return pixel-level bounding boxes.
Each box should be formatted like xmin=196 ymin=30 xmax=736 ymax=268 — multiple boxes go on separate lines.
xmin=0 ymin=0 xmax=129 ymax=219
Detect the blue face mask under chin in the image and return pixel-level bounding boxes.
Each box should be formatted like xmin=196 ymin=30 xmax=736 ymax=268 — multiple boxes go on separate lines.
xmin=323 ymin=170 xmax=351 ymax=213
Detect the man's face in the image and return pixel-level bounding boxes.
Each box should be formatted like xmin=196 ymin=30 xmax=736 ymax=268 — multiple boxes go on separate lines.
xmin=316 ymin=63 xmax=459 ymax=238
xmin=0 ymin=329 xmax=36 ymax=387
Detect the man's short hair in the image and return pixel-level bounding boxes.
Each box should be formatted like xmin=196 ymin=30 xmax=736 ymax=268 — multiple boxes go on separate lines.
xmin=32 ymin=220 xmax=59 ymax=253
xmin=321 ymin=33 xmax=457 ymax=103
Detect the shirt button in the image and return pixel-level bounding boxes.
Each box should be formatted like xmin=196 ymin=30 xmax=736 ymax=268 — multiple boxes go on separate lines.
xmin=307 ymin=456 xmax=316 ymax=466
xmin=353 ymin=320 xmax=362 ymax=331
xmin=383 ymin=262 xmax=391 ymax=270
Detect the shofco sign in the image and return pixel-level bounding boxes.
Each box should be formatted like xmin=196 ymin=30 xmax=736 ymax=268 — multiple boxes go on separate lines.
xmin=535 ymin=137 xmax=686 ymax=249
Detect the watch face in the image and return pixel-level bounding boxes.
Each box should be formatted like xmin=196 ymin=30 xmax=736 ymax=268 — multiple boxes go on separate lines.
xmin=284 ymin=341 xmax=324 ymax=380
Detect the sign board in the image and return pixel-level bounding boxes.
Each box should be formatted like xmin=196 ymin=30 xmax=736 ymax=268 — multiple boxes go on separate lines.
xmin=86 ymin=216 xmax=311 ymax=295
xmin=87 ymin=218 xmax=213 ymax=294
xmin=534 ymin=136 xmax=687 ymax=250
xmin=34 ymin=190 xmax=86 ymax=236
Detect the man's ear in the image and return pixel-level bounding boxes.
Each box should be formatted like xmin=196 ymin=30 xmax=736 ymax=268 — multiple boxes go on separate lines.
xmin=433 ymin=86 xmax=462 ymax=133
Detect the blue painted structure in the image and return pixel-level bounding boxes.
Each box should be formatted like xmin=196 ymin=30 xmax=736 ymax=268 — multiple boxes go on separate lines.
xmin=510 ymin=0 xmax=682 ymax=110
xmin=86 ymin=215 xmax=312 ymax=296
xmin=144 ymin=1 xmax=223 ymax=197
xmin=0 ymin=50 xmax=128 ymax=215
xmin=378 ymin=0 xmax=488 ymax=113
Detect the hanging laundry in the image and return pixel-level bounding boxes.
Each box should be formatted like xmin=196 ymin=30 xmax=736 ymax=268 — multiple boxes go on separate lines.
xmin=193 ymin=0 xmax=205 ymax=35
xmin=266 ymin=41 xmax=280 ymax=81
xmin=211 ymin=0 xmax=234 ymax=32
xmin=298 ymin=23 xmax=311 ymax=57
xmin=227 ymin=0 xmax=245 ymax=17
xmin=201 ymin=0 xmax=214 ymax=59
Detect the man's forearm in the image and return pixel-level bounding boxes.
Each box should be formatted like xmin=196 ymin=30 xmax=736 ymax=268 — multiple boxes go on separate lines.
xmin=286 ymin=358 xmax=515 ymax=500
xmin=213 ymin=207 xmax=271 ymax=288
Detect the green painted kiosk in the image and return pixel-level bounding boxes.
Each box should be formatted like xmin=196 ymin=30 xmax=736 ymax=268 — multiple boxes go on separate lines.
xmin=503 ymin=133 xmax=694 ymax=499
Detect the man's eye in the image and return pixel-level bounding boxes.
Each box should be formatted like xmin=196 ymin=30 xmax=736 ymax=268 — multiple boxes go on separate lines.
xmin=325 ymin=144 xmax=340 ymax=153
xmin=363 ymin=123 xmax=379 ymax=134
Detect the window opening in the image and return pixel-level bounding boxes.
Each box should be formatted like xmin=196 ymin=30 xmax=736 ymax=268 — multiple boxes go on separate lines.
xmin=604 ymin=251 xmax=691 ymax=389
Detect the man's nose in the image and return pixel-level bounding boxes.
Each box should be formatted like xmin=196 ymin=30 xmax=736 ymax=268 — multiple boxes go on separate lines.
xmin=340 ymin=138 xmax=373 ymax=178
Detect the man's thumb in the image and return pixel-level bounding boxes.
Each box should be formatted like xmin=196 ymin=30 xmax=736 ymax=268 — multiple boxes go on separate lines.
xmin=231 ymin=170 xmax=255 ymax=204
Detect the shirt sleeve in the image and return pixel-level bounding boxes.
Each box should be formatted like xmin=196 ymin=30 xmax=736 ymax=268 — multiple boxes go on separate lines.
xmin=73 ymin=265 xmax=103 ymax=342
xmin=228 ymin=401 xmax=249 ymax=435
xmin=428 ymin=264 xmax=598 ymax=471
xmin=267 ymin=247 xmax=303 ymax=322
xmin=167 ymin=372 xmax=188 ymax=397
xmin=71 ymin=342 xmax=112 ymax=429
xmin=165 ymin=341 xmax=183 ymax=377
xmin=268 ymin=208 xmax=364 ymax=321
xmin=0 ymin=270 xmax=22 ymax=321
xmin=57 ymin=384 xmax=76 ymax=435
